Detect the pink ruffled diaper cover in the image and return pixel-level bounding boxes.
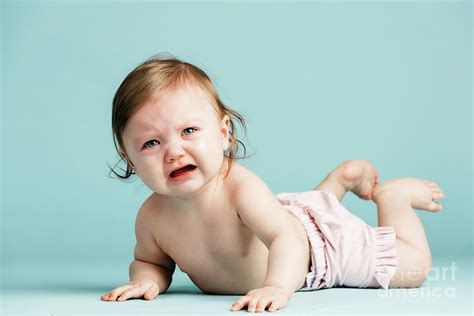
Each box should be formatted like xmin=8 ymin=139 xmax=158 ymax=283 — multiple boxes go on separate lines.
xmin=275 ymin=190 xmax=398 ymax=290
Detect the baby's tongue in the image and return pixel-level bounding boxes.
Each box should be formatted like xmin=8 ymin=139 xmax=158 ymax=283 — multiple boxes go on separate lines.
xmin=171 ymin=165 xmax=195 ymax=177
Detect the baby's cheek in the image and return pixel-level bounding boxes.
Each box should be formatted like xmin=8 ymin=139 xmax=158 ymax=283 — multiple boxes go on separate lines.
xmin=137 ymin=163 xmax=160 ymax=182
xmin=135 ymin=162 xmax=150 ymax=178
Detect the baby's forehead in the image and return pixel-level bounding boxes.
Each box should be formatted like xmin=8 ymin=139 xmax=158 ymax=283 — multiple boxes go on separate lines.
xmin=152 ymin=83 xmax=220 ymax=117
xmin=129 ymin=84 xmax=220 ymax=130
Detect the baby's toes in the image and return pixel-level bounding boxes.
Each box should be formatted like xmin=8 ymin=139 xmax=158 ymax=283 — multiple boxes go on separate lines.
xmin=424 ymin=180 xmax=442 ymax=191
xmin=434 ymin=186 xmax=445 ymax=197
xmin=432 ymin=191 xmax=445 ymax=199
xmin=424 ymin=180 xmax=445 ymax=198
xmin=370 ymin=174 xmax=379 ymax=194
xmin=426 ymin=200 xmax=442 ymax=212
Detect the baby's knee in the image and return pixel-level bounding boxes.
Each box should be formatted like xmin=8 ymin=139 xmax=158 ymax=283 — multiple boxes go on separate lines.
xmin=406 ymin=260 xmax=432 ymax=287
xmin=398 ymin=257 xmax=432 ymax=288
xmin=390 ymin=247 xmax=432 ymax=288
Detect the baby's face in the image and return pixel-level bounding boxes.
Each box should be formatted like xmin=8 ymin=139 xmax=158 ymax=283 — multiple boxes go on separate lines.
xmin=122 ymin=84 xmax=230 ymax=198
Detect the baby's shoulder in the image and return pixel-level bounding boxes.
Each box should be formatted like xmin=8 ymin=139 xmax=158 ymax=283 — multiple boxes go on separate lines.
xmin=135 ymin=193 xmax=164 ymax=226
xmin=226 ymin=163 xmax=258 ymax=186
xmin=226 ymin=163 xmax=269 ymax=197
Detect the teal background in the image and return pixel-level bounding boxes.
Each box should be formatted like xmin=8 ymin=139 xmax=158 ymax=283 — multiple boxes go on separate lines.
xmin=1 ymin=0 xmax=472 ymax=270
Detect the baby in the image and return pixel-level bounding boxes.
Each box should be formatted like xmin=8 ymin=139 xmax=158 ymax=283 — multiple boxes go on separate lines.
xmin=101 ymin=55 xmax=445 ymax=312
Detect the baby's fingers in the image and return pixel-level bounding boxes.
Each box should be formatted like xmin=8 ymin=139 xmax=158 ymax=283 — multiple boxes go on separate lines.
xmin=255 ymin=297 xmax=271 ymax=312
xmin=144 ymin=283 xmax=160 ymax=300
xmin=231 ymin=295 xmax=251 ymax=311
xmin=117 ymin=285 xmax=146 ymax=302
xmin=268 ymin=298 xmax=288 ymax=312
xmin=101 ymin=284 xmax=133 ymax=301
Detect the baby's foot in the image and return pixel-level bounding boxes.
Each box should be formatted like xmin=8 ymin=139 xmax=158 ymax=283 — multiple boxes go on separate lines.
xmin=334 ymin=160 xmax=378 ymax=200
xmin=372 ymin=178 xmax=445 ymax=212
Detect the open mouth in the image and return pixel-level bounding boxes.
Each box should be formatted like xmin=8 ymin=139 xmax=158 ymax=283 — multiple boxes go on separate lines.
xmin=169 ymin=164 xmax=197 ymax=178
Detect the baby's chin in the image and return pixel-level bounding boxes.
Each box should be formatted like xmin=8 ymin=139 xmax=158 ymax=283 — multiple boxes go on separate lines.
xmin=143 ymin=178 xmax=207 ymax=198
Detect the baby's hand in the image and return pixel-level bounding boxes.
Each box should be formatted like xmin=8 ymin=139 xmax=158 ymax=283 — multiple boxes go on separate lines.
xmin=231 ymin=285 xmax=292 ymax=313
xmin=101 ymin=279 xmax=160 ymax=302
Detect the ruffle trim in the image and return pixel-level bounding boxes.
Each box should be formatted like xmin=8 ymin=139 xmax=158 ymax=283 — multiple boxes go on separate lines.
xmin=299 ymin=208 xmax=328 ymax=289
xmin=374 ymin=226 xmax=398 ymax=289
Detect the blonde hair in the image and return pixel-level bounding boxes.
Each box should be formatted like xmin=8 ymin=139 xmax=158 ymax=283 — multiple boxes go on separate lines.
xmin=109 ymin=54 xmax=248 ymax=180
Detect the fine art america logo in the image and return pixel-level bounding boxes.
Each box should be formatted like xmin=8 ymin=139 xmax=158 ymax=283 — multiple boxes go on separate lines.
xmin=378 ymin=262 xmax=457 ymax=298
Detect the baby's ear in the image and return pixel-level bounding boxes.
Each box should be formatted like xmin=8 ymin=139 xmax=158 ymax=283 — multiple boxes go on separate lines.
xmin=119 ymin=149 xmax=135 ymax=168
xmin=220 ymin=115 xmax=231 ymax=151
xmin=119 ymin=149 xmax=128 ymax=160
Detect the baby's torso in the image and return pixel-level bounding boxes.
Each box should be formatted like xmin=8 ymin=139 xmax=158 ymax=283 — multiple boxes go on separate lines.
xmin=147 ymin=164 xmax=307 ymax=294
xmin=156 ymin=197 xmax=270 ymax=294
xmin=148 ymin=163 xmax=282 ymax=294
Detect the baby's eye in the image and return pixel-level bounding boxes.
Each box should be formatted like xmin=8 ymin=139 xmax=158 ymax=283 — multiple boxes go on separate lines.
xmin=183 ymin=127 xmax=197 ymax=135
xmin=144 ymin=139 xmax=160 ymax=149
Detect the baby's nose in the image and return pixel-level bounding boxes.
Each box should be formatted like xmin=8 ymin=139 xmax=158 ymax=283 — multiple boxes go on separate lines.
xmin=165 ymin=142 xmax=186 ymax=162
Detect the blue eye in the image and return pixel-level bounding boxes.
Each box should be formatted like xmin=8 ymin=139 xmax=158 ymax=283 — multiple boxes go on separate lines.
xmin=144 ymin=140 xmax=159 ymax=149
xmin=183 ymin=127 xmax=197 ymax=135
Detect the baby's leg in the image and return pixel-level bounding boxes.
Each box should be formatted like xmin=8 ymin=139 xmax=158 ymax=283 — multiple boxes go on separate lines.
xmin=313 ymin=160 xmax=378 ymax=201
xmin=372 ymin=178 xmax=445 ymax=288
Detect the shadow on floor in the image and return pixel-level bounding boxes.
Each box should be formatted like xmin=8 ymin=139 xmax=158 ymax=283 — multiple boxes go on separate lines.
xmin=4 ymin=281 xmax=204 ymax=295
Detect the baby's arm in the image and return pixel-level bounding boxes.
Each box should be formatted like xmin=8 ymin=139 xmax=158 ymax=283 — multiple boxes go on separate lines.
xmin=101 ymin=198 xmax=176 ymax=302
xmin=230 ymin=170 xmax=308 ymax=312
